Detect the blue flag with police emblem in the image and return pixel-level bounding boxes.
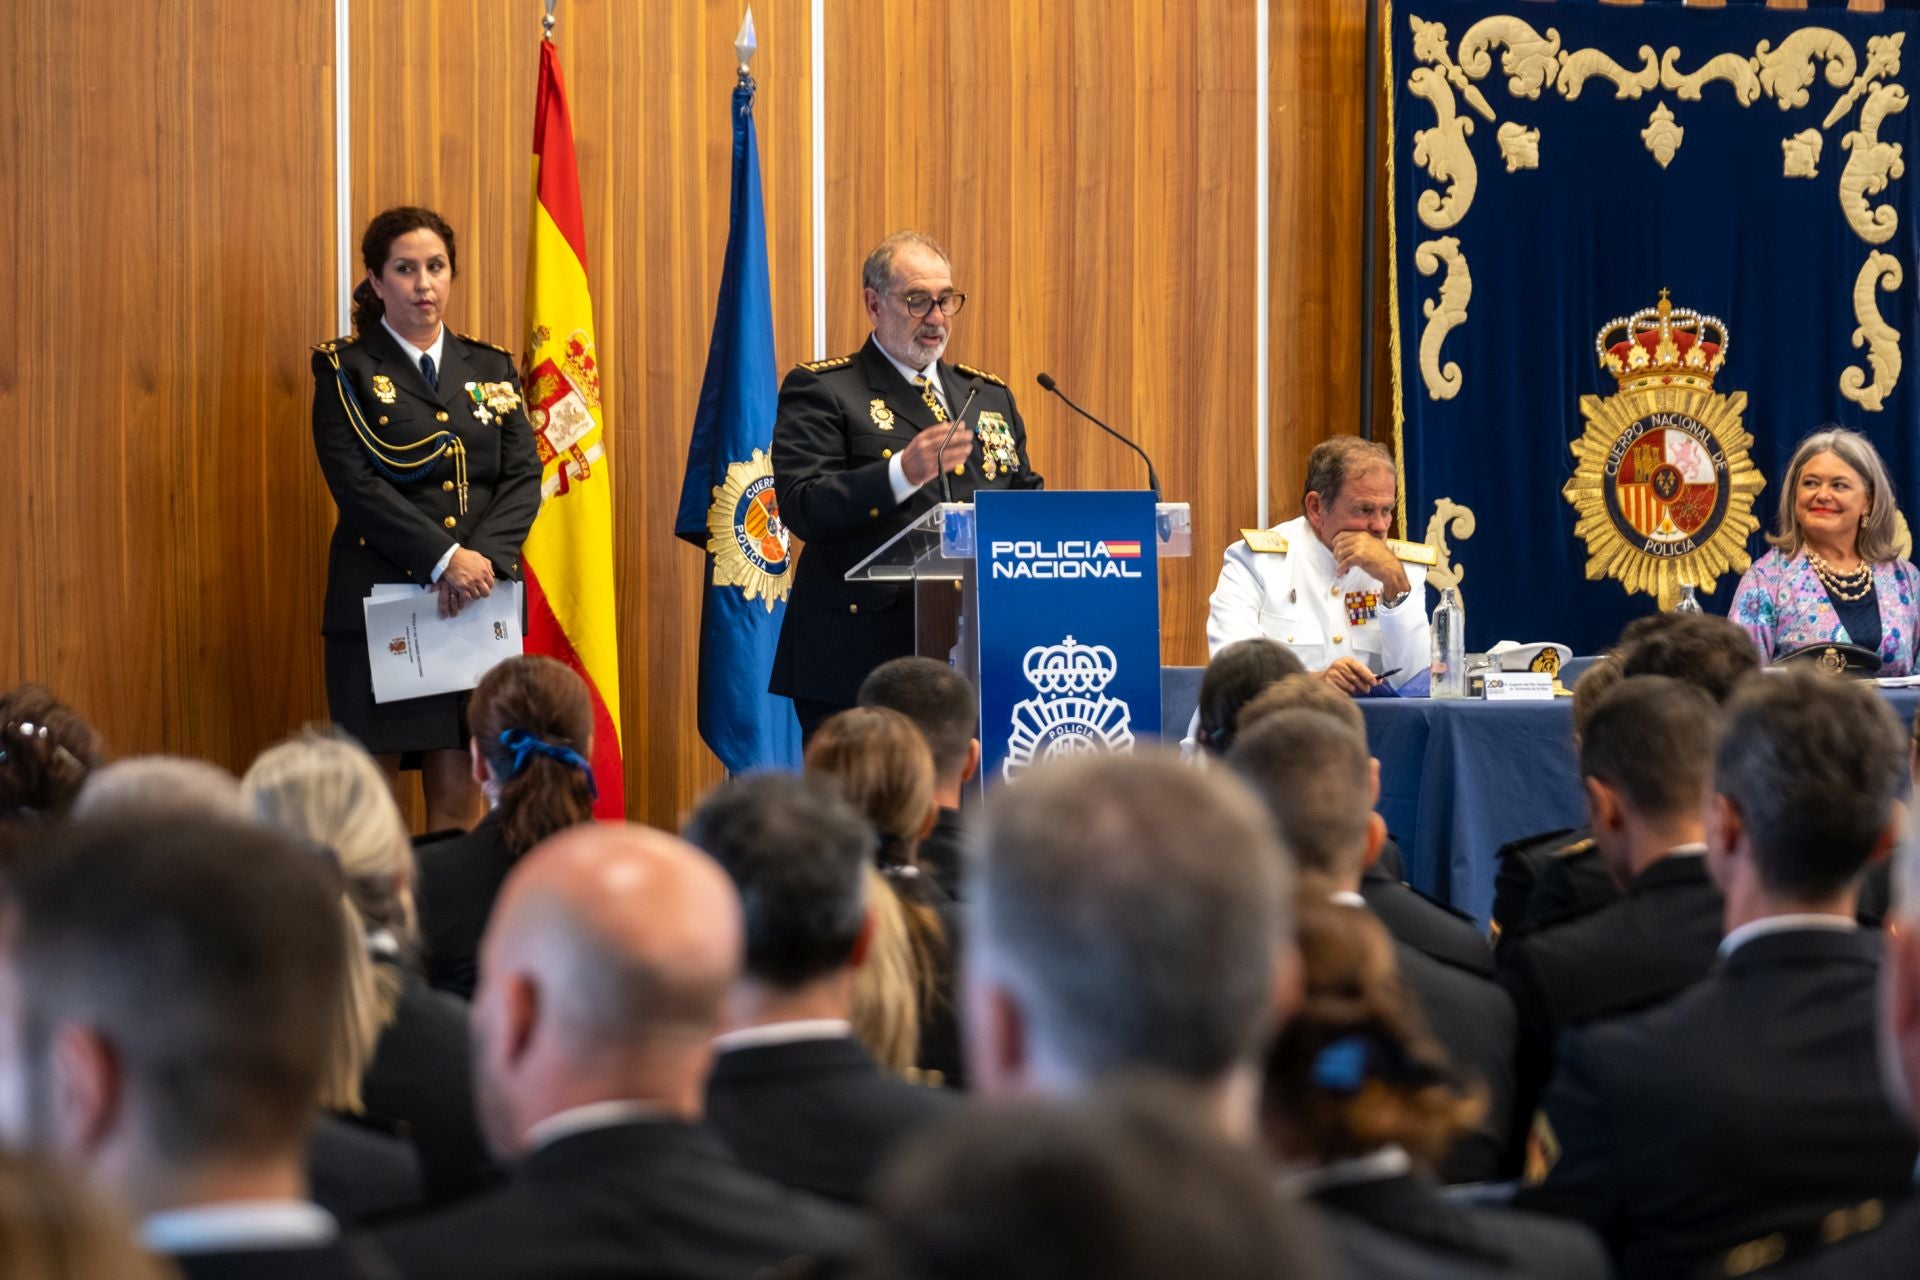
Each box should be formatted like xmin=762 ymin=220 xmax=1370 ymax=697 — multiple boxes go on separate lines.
xmin=675 ymin=76 xmax=801 ymax=774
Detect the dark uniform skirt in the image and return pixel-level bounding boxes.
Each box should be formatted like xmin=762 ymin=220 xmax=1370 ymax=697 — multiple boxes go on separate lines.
xmin=325 ymin=634 xmax=473 ymax=758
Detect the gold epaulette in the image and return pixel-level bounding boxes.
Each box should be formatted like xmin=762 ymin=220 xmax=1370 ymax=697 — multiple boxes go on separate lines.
xmin=312 ymin=334 xmax=357 ymax=355
xmin=458 ymin=333 xmax=515 ymax=357
xmin=1387 ymin=537 xmax=1439 ymax=566
xmin=1552 ymin=837 xmax=1597 ymax=860
xmin=954 ymin=362 xmax=1006 ymax=387
xmin=799 ymin=353 xmax=854 ymax=373
xmin=1238 ymin=528 xmax=1438 ymax=566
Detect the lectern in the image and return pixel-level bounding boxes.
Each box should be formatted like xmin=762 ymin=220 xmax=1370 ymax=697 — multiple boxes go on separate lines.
xmin=847 ymin=491 xmax=1191 ymax=787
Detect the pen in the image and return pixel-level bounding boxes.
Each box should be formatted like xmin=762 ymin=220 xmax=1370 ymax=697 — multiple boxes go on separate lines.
xmin=1373 ymin=668 xmax=1403 ymax=685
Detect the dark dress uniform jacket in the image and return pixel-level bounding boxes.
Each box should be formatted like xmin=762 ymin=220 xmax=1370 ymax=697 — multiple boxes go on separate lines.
xmin=311 ymin=325 xmax=542 ymax=634
xmin=417 ymin=811 xmax=518 ymax=1001
xmin=1363 ymin=863 xmax=1496 ymax=977
xmin=1314 ymin=1171 xmax=1609 ymax=1279
xmin=169 ymin=1238 xmax=404 ymax=1280
xmin=770 ymin=338 xmax=1044 ymax=707
xmin=360 ymin=963 xmax=495 ymax=1203
xmin=374 ymin=1119 xmax=867 ymax=1280
xmin=705 ymin=1035 xmax=960 ymax=1204
xmin=1516 ymin=926 xmax=1919 ymax=1280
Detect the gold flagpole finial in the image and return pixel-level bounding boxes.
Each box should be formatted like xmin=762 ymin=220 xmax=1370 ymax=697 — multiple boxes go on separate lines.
xmin=543 ymin=0 xmax=557 ymax=39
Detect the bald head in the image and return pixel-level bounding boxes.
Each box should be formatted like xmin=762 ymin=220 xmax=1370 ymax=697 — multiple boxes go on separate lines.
xmin=472 ymin=823 xmax=743 ymax=1153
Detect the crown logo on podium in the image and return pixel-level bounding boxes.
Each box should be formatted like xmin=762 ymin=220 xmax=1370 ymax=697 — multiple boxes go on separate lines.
xmin=1595 ymin=289 xmax=1730 ymax=393
xmin=1020 ymin=637 xmax=1120 ymax=696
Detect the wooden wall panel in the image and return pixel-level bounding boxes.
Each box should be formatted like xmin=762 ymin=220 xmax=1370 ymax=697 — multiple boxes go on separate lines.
xmin=826 ymin=0 xmax=1260 ymax=669
xmin=0 ymin=0 xmax=335 ymax=768
xmin=352 ymin=0 xmax=814 ymax=829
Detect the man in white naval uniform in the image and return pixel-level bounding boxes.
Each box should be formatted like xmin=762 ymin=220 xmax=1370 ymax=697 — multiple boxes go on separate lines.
xmin=1208 ymin=437 xmax=1432 ymax=694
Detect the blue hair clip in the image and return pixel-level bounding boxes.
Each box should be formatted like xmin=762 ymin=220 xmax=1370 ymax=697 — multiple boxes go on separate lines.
xmin=1311 ymin=1036 xmax=1370 ymax=1095
xmin=498 ymin=729 xmax=598 ymax=802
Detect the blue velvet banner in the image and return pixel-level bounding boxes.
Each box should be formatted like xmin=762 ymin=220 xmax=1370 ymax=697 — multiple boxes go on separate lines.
xmin=1391 ymin=0 xmax=1920 ymax=653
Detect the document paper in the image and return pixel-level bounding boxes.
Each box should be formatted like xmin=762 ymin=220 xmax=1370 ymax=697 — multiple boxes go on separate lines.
xmin=364 ymin=583 xmax=524 ymax=704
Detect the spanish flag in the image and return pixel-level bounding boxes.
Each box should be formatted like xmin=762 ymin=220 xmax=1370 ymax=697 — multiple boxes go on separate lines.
xmin=521 ymin=36 xmax=625 ymax=818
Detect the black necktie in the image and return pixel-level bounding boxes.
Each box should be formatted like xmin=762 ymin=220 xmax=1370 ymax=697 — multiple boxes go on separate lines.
xmin=420 ymin=353 xmax=438 ymax=391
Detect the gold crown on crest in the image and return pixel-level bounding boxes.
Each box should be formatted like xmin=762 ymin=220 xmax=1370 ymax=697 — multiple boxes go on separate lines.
xmin=1594 ymin=289 xmax=1730 ymax=393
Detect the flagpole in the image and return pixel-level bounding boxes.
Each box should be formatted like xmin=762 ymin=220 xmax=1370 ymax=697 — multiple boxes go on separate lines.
xmin=543 ymin=0 xmax=556 ymax=39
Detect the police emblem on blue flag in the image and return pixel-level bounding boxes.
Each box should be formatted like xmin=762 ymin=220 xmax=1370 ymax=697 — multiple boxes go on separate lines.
xmin=674 ymin=76 xmax=801 ymax=774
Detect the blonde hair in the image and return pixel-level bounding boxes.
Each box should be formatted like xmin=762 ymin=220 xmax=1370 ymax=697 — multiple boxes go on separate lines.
xmin=853 ymin=866 xmax=922 ymax=1072
xmin=242 ymin=729 xmax=415 ymax=1114
xmin=1768 ymin=427 xmax=1901 ymax=562
xmin=0 ymin=1149 xmax=177 ymax=1280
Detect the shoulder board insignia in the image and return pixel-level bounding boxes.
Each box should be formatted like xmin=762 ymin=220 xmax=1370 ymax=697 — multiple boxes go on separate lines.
xmin=311 ymin=334 xmax=356 ymax=354
xmin=799 ymin=354 xmax=855 ymax=373
xmin=953 ymin=362 xmax=1006 ymax=387
xmin=1552 ymin=837 xmax=1597 ymax=859
xmin=457 ymin=333 xmax=515 ymax=357
xmin=1387 ymin=537 xmax=1439 ymax=566
xmin=1241 ymin=529 xmax=1289 ymax=555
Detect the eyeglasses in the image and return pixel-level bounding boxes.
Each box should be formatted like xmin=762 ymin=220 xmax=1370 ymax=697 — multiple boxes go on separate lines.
xmin=897 ymin=290 xmax=968 ymax=318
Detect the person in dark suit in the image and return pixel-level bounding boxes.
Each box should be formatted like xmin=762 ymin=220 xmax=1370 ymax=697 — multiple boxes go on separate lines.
xmin=771 ymin=231 xmax=1043 ymax=739
xmin=858 ymin=656 xmax=982 ymax=898
xmin=871 ymin=1081 xmax=1332 ymax=1280
xmin=1229 ymin=704 xmax=1517 ymax=1182
xmin=1516 ymin=672 xmax=1918 ymax=1280
xmin=373 ymin=822 xmax=865 ymax=1280
xmin=685 ymin=772 xmax=958 ymax=1203
xmin=1497 ymin=677 xmax=1726 ymax=1151
xmin=414 ymin=656 xmax=598 ymax=1000
xmin=1264 ymin=899 xmax=1608 ymax=1280
xmin=311 ymin=206 xmax=542 ymax=832
xmin=0 ymin=815 xmax=401 ymax=1280
xmin=967 ymin=752 xmax=1293 ymax=1139
xmin=1238 ymin=675 xmax=1496 ymax=978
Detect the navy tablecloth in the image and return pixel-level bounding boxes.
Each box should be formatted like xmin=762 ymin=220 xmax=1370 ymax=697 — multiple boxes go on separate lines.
xmin=1160 ymin=668 xmax=1920 ymax=925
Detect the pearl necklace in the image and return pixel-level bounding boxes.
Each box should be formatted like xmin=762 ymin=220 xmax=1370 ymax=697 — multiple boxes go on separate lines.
xmin=1807 ymin=550 xmax=1874 ymax=602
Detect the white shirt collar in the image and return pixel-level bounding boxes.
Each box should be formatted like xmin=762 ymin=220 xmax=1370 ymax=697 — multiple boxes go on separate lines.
xmin=1275 ymin=1145 xmax=1413 ymax=1197
xmin=139 ymin=1201 xmax=336 ymax=1256
xmin=874 ymin=339 xmax=946 ymax=408
xmin=1327 ymin=890 xmax=1368 ymax=909
xmin=1666 ymin=844 xmax=1708 ymax=857
xmin=381 ymin=314 xmax=446 ymax=373
xmin=713 ymin=1019 xmax=854 ymax=1054
xmin=523 ymin=1099 xmax=675 ymax=1153
xmin=1718 ymin=913 xmax=1859 ymax=958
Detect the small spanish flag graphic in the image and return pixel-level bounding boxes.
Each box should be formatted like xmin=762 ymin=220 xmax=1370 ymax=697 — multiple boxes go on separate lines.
xmin=1105 ymin=540 xmax=1142 ymax=559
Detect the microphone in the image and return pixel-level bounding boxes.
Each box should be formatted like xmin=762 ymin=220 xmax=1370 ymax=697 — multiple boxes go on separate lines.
xmin=937 ymin=385 xmax=981 ymax=505
xmin=1035 ymin=372 xmax=1161 ymax=501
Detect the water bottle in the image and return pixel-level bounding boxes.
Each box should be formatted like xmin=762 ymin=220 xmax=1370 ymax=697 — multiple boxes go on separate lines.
xmin=1430 ymin=586 xmax=1466 ymax=699
xmin=1674 ymin=582 xmax=1703 ymax=615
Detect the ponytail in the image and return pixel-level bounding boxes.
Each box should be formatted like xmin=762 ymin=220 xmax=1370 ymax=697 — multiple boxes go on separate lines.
xmin=350 ymin=279 xmax=383 ymax=336
xmin=469 ymin=657 xmax=598 ymax=857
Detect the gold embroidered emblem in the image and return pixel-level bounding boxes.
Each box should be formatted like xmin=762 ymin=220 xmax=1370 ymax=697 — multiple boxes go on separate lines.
xmin=482 ymin=381 xmax=522 ymax=417
xmin=370 ymin=375 xmax=397 ymax=404
xmin=870 ymin=399 xmax=897 ymax=431
xmin=1562 ymin=289 xmax=1766 ymax=610
xmin=976 ymin=410 xmax=1018 ymax=482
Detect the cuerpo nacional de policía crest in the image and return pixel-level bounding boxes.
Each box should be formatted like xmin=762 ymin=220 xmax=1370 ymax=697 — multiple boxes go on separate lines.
xmin=1562 ymin=290 xmax=1766 ymax=610
xmin=705 ymin=448 xmax=792 ymax=610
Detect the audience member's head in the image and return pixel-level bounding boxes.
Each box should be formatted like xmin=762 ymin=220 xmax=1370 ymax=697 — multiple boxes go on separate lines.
xmin=1262 ymin=899 xmax=1482 ymax=1172
xmin=1236 ymin=672 xmax=1366 ymax=740
xmin=968 ymin=751 xmax=1293 ymax=1133
xmin=69 ymin=756 xmax=248 ymax=824
xmin=0 ymin=816 xmax=347 ymax=1217
xmin=243 ymin=730 xmax=418 ymax=1112
xmin=0 ymin=1149 xmax=176 ymax=1280
xmin=1880 ymin=831 xmax=1920 ymax=1126
xmin=1229 ymin=709 xmax=1379 ymax=892
xmin=1569 ymin=654 xmax=1625 ymax=742
xmin=468 ymin=822 xmax=741 ymax=1159
xmin=805 ymin=707 xmax=938 ymax=870
xmin=1579 ymin=677 xmax=1719 ymax=885
xmin=858 ymin=657 xmax=981 ymax=800
xmin=0 ymin=684 xmax=101 ymax=828
xmin=1708 ymin=672 xmax=1904 ymax=913
xmin=1618 ymin=612 xmax=1761 ymax=705
xmin=470 ymin=656 xmax=598 ymax=856
xmin=870 ymin=1081 xmax=1328 ymax=1280
xmin=1196 ymin=640 xmax=1308 ymax=755
xmin=683 ymin=773 xmax=871 ymax=997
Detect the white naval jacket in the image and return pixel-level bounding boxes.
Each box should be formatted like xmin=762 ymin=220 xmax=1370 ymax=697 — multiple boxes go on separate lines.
xmin=1205 ymin=514 xmax=1431 ymax=682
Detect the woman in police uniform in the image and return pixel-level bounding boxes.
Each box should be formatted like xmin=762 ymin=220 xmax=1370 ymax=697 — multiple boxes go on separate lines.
xmin=311 ymin=206 xmax=542 ymax=831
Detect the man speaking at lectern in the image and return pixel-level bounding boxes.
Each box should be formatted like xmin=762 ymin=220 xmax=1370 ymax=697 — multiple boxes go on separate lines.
xmin=1208 ymin=437 xmax=1430 ymax=695
xmin=772 ymin=231 xmax=1043 ymax=740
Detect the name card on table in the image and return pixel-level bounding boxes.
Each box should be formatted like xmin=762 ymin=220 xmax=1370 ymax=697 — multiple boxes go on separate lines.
xmin=1482 ymin=672 xmax=1555 ymax=701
